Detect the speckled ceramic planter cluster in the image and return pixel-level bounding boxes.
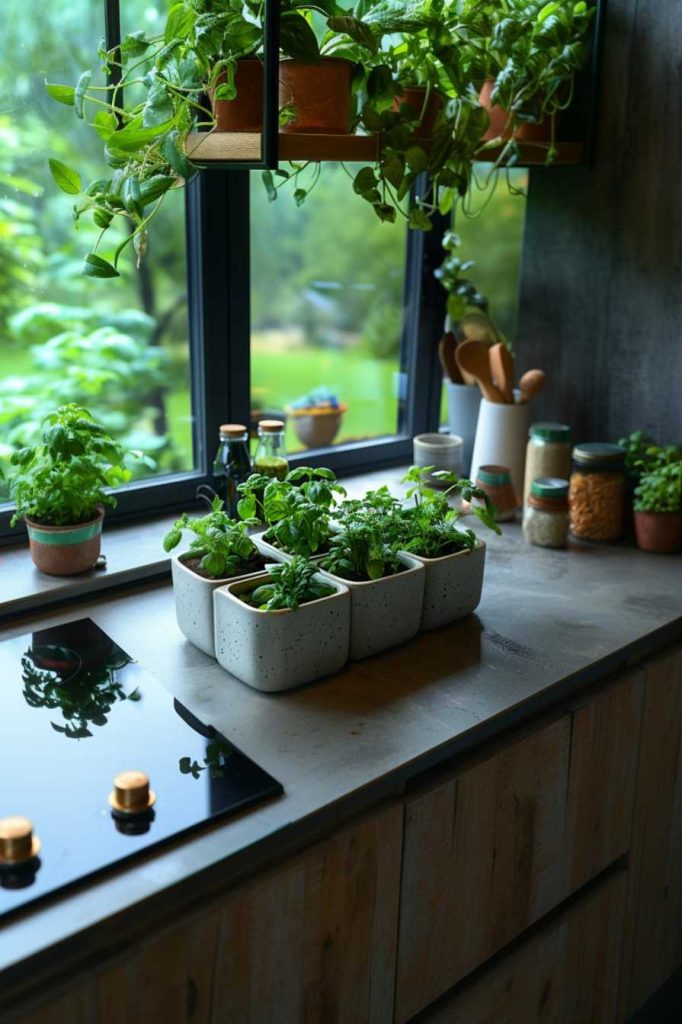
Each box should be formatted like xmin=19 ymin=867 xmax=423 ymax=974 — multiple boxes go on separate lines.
xmin=404 ymin=541 xmax=486 ymax=632
xmin=213 ymin=573 xmax=351 ymax=692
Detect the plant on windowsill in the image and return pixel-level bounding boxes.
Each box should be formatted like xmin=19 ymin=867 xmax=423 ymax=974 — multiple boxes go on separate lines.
xmin=632 ymin=450 xmax=682 ymax=555
xmin=162 ymin=496 xmax=267 ymax=657
xmin=285 ymin=387 xmax=347 ymax=449
xmin=213 ymin=556 xmax=351 ymax=691
xmin=8 ymin=404 xmax=141 ymax=577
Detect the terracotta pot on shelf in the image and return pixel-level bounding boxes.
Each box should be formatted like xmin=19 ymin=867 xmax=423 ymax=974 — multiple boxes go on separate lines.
xmin=25 ymin=508 xmax=104 ymax=576
xmin=393 ymin=85 xmax=443 ymax=139
xmin=279 ymin=58 xmax=353 ymax=134
xmin=210 ymin=58 xmax=264 ymax=132
xmin=479 ymin=78 xmax=554 ymax=143
xmin=287 ymin=404 xmax=347 ymax=449
xmin=634 ymin=510 xmax=682 ymax=554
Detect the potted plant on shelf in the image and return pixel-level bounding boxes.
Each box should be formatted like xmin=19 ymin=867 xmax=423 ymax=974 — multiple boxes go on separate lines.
xmin=163 ymin=497 xmax=266 ymax=657
xmin=286 ymin=388 xmax=347 ymax=449
xmin=319 ymin=504 xmax=425 ymax=660
xmin=213 ymin=556 xmax=350 ymax=691
xmin=8 ymin=404 xmax=138 ymax=577
xmin=397 ymin=465 xmax=500 ymax=630
xmin=239 ymin=467 xmax=346 ymax=559
xmin=633 ymin=451 xmax=682 ymax=554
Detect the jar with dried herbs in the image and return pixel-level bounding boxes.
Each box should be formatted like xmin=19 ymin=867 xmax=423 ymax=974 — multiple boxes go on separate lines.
xmin=569 ymin=443 xmax=626 ymax=541
xmin=523 ymin=422 xmax=572 ymax=506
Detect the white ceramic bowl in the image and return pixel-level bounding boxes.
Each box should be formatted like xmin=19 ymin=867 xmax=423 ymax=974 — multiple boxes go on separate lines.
xmin=413 ymin=433 xmax=464 ymax=484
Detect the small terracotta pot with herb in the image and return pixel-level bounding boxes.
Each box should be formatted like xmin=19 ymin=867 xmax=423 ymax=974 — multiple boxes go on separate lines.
xmin=633 ymin=456 xmax=682 ymax=554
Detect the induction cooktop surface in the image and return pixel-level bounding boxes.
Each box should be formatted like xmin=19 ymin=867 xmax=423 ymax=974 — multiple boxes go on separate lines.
xmin=0 ymin=618 xmax=283 ymax=921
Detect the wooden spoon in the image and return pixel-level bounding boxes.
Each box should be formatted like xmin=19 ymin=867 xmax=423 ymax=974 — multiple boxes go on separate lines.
xmin=438 ymin=331 xmax=463 ymax=384
xmin=518 ymin=369 xmax=546 ymax=404
xmin=488 ymin=343 xmax=514 ymax=403
xmin=455 ymin=340 xmax=506 ymax=403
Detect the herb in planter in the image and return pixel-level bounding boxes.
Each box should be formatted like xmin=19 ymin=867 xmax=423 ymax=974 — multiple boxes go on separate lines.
xmin=398 ymin=465 xmax=501 ymax=558
xmin=163 ymin=497 xmax=262 ymax=579
xmin=246 ymin=556 xmax=334 ymax=610
xmin=9 ymin=404 xmax=137 ymax=527
xmin=322 ymin=517 xmax=404 ymax=581
xmin=634 ymin=458 xmax=682 ymax=514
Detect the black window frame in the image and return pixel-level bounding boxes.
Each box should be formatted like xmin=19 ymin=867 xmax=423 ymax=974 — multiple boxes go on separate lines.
xmin=0 ymin=0 xmax=446 ymax=543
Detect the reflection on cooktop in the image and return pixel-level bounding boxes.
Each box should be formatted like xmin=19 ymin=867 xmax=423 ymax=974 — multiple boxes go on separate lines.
xmin=0 ymin=618 xmax=283 ymax=921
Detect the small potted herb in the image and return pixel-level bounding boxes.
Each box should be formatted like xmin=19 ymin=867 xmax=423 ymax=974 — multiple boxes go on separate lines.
xmin=633 ymin=451 xmax=682 ymax=554
xmin=319 ymin=504 xmax=425 ymax=660
xmin=243 ymin=467 xmax=346 ymax=560
xmin=9 ymin=404 xmax=136 ymax=576
xmin=213 ymin=556 xmax=350 ymax=691
xmin=286 ymin=388 xmax=348 ymax=449
xmin=397 ymin=466 xmax=500 ymax=630
xmin=163 ymin=497 xmax=266 ymax=657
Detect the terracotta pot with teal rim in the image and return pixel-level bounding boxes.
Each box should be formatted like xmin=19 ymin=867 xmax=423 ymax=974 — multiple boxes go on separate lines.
xmin=25 ymin=508 xmax=104 ymax=576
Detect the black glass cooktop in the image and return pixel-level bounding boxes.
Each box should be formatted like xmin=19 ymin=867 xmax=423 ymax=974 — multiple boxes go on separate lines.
xmin=0 ymin=618 xmax=282 ymax=921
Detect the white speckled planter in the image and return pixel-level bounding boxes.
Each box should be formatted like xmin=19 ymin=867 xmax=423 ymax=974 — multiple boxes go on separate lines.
xmin=253 ymin=534 xmax=328 ymax=564
xmin=213 ymin=574 xmax=350 ymax=692
xmin=171 ymin=554 xmax=266 ymax=658
xmin=318 ymin=554 xmax=425 ymax=661
xmin=404 ymin=541 xmax=486 ymax=631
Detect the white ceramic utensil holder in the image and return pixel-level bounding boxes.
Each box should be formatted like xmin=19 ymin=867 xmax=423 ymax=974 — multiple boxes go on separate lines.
xmin=470 ymin=399 xmax=531 ymax=501
xmin=445 ymin=381 xmax=482 ymax=476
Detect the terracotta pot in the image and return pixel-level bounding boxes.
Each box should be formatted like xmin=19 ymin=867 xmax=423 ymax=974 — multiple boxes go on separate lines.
xmin=634 ymin=510 xmax=682 ymax=554
xmin=25 ymin=509 xmax=104 ymax=576
xmin=211 ymin=58 xmax=264 ymax=132
xmin=279 ymin=58 xmax=353 ymax=134
xmin=393 ymin=85 xmax=443 ymax=139
xmin=479 ymin=78 xmax=554 ymax=143
xmin=287 ymin=404 xmax=347 ymax=449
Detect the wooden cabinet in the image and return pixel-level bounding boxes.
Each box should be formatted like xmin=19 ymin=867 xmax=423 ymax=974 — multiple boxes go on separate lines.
xmin=619 ymin=645 xmax=682 ymax=1017
xmin=421 ymin=870 xmax=628 ymax=1024
xmin=12 ymin=803 xmax=403 ymax=1024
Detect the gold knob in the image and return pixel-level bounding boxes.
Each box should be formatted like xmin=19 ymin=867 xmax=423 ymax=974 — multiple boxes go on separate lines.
xmin=108 ymin=771 xmax=156 ymax=815
xmin=0 ymin=816 xmax=41 ymax=865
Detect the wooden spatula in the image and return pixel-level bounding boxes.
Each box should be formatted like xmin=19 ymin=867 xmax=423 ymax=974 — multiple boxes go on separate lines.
xmin=456 ymin=340 xmax=506 ymax=403
xmin=518 ymin=369 xmax=546 ymax=403
xmin=488 ymin=343 xmax=514 ymax=403
xmin=438 ymin=331 xmax=463 ymax=384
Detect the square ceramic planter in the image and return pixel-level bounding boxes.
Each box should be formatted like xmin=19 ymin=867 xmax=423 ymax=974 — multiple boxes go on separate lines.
xmin=318 ymin=554 xmax=425 ymax=661
xmin=213 ymin=574 xmax=350 ymax=692
xmin=404 ymin=541 xmax=486 ymax=632
xmin=171 ymin=554 xmax=266 ymax=658
xmin=253 ymin=534 xmax=328 ymax=564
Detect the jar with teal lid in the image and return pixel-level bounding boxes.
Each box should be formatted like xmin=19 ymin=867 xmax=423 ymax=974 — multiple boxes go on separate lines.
xmin=523 ymin=422 xmax=572 ymax=507
xmin=475 ymin=464 xmax=518 ymax=521
xmin=523 ymin=477 xmax=569 ymax=548
xmin=569 ymin=443 xmax=626 ymax=541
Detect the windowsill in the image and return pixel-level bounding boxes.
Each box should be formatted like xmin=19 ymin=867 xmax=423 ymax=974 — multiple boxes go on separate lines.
xmin=0 ymin=467 xmax=402 ymax=625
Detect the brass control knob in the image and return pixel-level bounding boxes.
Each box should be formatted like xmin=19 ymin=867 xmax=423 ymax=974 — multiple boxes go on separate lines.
xmin=108 ymin=771 xmax=156 ymax=815
xmin=0 ymin=816 xmax=41 ymax=865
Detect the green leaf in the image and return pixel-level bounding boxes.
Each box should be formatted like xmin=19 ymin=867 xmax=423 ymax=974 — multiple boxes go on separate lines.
xmin=82 ymin=253 xmax=120 ymax=278
xmin=48 ymin=159 xmax=81 ymax=195
xmin=353 ymin=166 xmax=378 ymax=196
xmin=327 ymin=16 xmax=378 ymax=54
xmin=373 ymin=203 xmax=396 ymax=223
xmin=74 ymin=71 xmax=92 ymax=119
xmin=293 ymin=188 xmax=307 ymax=207
xmin=45 ymin=82 xmax=75 ymax=106
xmin=164 ymin=3 xmax=196 ymax=43
xmin=160 ymin=132 xmax=194 ymax=180
xmin=280 ymin=14 xmax=320 ymax=61
xmin=538 ymin=2 xmax=561 ymax=22
xmin=108 ymin=120 xmax=174 ymax=153
xmin=143 ymin=83 xmax=174 ymax=127
xmin=408 ymin=207 xmax=433 ymax=231
xmin=93 ymin=110 xmax=118 ymax=141
xmin=261 ymin=170 xmax=277 ymax=202
xmin=405 ymin=144 xmax=428 ymax=174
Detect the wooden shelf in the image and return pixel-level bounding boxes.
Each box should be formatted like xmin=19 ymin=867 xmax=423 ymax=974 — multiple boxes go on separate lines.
xmin=185 ymin=131 xmax=585 ymax=167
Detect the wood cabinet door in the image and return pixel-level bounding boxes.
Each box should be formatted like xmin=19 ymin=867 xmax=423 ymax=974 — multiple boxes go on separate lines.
xmin=619 ymin=644 xmax=682 ymax=1017
xmin=11 ymin=803 xmax=403 ymax=1024
xmin=395 ymin=715 xmax=571 ymax=1022
xmin=422 ymin=870 xmax=627 ymax=1024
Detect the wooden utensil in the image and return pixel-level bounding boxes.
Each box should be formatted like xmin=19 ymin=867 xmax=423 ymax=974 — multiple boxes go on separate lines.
xmin=455 ymin=340 xmax=506 ymax=403
xmin=488 ymin=343 xmax=514 ymax=403
xmin=518 ymin=369 xmax=546 ymax=403
xmin=437 ymin=331 xmax=462 ymax=384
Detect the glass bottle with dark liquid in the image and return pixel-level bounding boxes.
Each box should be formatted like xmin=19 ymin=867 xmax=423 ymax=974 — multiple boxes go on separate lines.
xmin=212 ymin=424 xmax=252 ymax=518
xmin=253 ymin=420 xmax=289 ymax=480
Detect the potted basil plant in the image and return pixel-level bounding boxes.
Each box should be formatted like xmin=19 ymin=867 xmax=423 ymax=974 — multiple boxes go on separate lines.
xmin=9 ymin=404 xmax=138 ymax=576
xmin=213 ymin=556 xmax=350 ymax=691
xmin=163 ymin=497 xmax=266 ymax=657
xmin=633 ymin=452 xmax=682 ymax=554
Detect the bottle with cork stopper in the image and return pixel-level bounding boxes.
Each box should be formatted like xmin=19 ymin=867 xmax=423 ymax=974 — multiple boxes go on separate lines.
xmin=212 ymin=423 xmax=252 ymax=518
xmin=253 ymin=420 xmax=289 ymax=481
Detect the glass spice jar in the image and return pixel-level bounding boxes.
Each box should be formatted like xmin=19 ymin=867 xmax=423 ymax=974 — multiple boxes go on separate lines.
xmin=475 ymin=465 xmax=518 ymax=521
xmin=253 ymin=419 xmax=289 ymax=480
xmin=523 ymin=422 xmax=572 ymax=507
xmin=523 ymin=478 xmax=570 ymax=548
xmin=569 ymin=443 xmax=626 ymax=541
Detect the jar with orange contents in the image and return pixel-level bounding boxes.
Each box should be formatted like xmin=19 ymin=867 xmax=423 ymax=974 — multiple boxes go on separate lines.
xmin=569 ymin=443 xmax=626 ymax=541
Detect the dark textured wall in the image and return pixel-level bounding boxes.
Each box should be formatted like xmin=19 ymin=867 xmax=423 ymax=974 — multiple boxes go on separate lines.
xmin=516 ymin=0 xmax=682 ymax=447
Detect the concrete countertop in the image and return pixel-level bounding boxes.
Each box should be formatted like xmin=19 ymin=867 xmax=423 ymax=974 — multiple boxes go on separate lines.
xmin=1 ymin=498 xmax=681 ymax=1000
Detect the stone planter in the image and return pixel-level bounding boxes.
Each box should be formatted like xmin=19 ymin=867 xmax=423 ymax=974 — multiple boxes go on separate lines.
xmin=404 ymin=541 xmax=486 ymax=632
xmin=213 ymin=574 xmax=350 ymax=692
xmin=253 ymin=534 xmax=328 ymax=564
xmin=318 ymin=554 xmax=425 ymax=661
xmin=170 ymin=554 xmax=266 ymax=658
